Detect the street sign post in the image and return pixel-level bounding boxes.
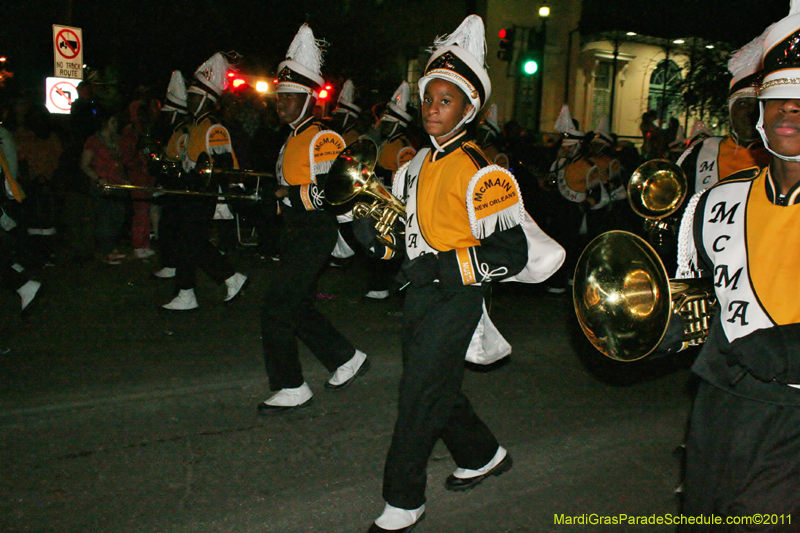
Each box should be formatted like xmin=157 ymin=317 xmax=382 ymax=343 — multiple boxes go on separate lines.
xmin=53 ymin=25 xmax=83 ymax=79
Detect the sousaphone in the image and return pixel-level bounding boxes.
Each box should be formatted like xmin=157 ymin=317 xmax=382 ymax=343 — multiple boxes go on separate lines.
xmin=573 ymin=230 xmax=715 ymax=362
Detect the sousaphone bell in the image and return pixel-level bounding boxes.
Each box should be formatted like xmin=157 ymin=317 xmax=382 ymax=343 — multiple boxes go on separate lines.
xmin=573 ymin=230 xmax=715 ymax=362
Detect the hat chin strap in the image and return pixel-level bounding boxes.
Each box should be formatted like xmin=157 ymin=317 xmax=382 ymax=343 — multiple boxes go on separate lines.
xmin=756 ymin=101 xmax=800 ymax=162
xmin=289 ymin=94 xmax=313 ymax=129
xmin=431 ymin=107 xmax=476 ymax=152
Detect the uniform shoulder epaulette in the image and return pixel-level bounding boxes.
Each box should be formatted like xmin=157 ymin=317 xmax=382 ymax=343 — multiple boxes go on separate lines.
xmin=721 ymin=166 xmax=761 ymax=183
xmin=466 ymin=164 xmax=524 ymax=239
xmin=462 ymin=141 xmax=492 ymax=169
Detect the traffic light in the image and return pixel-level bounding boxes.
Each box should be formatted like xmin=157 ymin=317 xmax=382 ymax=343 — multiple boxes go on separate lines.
xmin=497 ymin=27 xmax=515 ymax=62
xmin=521 ymin=29 xmax=543 ymax=76
xmin=522 ymin=58 xmax=539 ymax=75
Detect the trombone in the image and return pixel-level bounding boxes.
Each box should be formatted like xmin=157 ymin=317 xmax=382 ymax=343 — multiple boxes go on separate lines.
xmin=101 ymin=167 xmax=275 ymax=202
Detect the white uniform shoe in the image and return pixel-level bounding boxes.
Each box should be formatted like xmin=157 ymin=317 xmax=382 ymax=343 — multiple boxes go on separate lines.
xmin=224 ymin=272 xmax=248 ymax=302
xmin=326 ymin=350 xmax=370 ymax=389
xmin=162 ymin=289 xmax=199 ymax=311
xmin=153 ymin=267 xmax=176 ymax=279
xmin=373 ymin=503 xmax=426 ymax=531
xmin=257 ymin=383 xmax=313 ymax=414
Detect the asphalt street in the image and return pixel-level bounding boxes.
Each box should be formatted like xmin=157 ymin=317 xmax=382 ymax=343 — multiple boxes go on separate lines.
xmin=0 ymin=244 xmax=697 ymax=533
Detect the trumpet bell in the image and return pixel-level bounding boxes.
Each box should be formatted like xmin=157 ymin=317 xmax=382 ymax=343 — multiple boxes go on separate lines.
xmin=325 ymin=138 xmax=379 ymax=206
xmin=573 ymin=230 xmax=672 ymax=361
xmin=627 ymin=159 xmax=688 ymax=220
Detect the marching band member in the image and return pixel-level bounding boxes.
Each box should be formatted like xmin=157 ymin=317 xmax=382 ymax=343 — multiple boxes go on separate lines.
xmin=358 ymin=82 xmax=418 ymax=299
xmin=674 ymin=9 xmax=800 ymax=528
xmin=152 ymin=70 xmax=190 ymax=280
xmin=476 ymin=104 xmax=509 ymax=169
xmin=161 ymin=53 xmax=247 ymax=311
xmin=677 ymin=34 xmax=770 ymax=196
xmin=328 ymin=78 xmax=363 ymax=146
xmin=374 ymin=81 xmax=417 ymax=182
xmin=257 ymin=24 xmax=369 ymax=414
xmin=0 ymin=125 xmax=41 ymax=313
xmin=545 ymin=105 xmax=597 ymax=294
xmin=360 ymin=15 xmax=563 ymax=531
xmin=654 ymin=34 xmax=772 ymax=276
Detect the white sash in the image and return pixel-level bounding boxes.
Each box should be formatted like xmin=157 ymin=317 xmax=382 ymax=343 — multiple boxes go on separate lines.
xmin=402 ymin=149 xmax=436 ymax=260
xmin=695 ymin=136 xmax=722 ymax=192
xmin=700 ymin=180 xmax=774 ymax=342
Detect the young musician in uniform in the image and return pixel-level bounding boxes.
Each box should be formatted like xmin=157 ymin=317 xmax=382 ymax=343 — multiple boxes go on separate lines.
xmin=356 ymin=82 xmax=418 ymax=299
xmin=360 ymin=15 xmax=564 ymax=532
xmin=374 ymin=81 xmax=417 ymax=182
xmin=476 ymin=104 xmax=509 ymax=169
xmin=674 ymin=9 xmax=800 ymax=528
xmin=161 ymin=53 xmax=247 ymax=311
xmin=0 ymin=126 xmax=41 ymax=313
xmin=677 ymin=35 xmax=770 ymax=196
xmin=328 ymin=78 xmax=363 ymax=146
xmin=152 ymin=70 xmax=190 ymax=280
xmin=257 ymin=24 xmax=369 ymax=414
xmin=658 ymin=34 xmax=772 ymax=276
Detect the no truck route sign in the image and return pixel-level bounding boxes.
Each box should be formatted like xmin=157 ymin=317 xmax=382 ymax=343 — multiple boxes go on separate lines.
xmin=53 ymin=25 xmax=83 ymax=79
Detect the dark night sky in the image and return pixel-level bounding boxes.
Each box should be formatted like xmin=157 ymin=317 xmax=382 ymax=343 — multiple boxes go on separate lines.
xmin=581 ymin=0 xmax=789 ymax=45
xmin=3 ymin=0 xmax=471 ymax=102
xmin=2 ymin=0 xmax=794 ymax=101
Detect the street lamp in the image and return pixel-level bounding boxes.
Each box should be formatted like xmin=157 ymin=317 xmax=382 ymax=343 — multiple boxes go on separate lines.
xmin=535 ymin=3 xmax=550 ymax=133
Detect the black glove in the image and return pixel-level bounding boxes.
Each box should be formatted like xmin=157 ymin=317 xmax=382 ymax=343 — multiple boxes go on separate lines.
xmin=352 ymin=217 xmax=380 ymax=256
xmin=399 ymin=253 xmax=439 ymax=288
xmin=723 ymin=323 xmax=800 ymax=384
xmin=651 ymin=313 xmax=686 ymax=358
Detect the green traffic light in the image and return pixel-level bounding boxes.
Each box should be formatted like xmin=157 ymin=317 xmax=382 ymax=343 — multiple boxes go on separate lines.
xmin=523 ymin=59 xmax=539 ymax=75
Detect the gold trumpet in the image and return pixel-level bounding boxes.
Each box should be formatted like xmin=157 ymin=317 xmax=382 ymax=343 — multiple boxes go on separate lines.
xmin=325 ymin=137 xmax=406 ymax=249
xmin=573 ymin=231 xmax=716 ymax=361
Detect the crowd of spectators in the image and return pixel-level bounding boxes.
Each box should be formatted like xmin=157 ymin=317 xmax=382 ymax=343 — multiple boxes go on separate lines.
xmin=1 ymin=76 xmax=675 ymax=315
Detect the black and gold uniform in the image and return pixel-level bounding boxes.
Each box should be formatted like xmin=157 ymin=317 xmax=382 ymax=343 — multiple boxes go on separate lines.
xmin=673 ymin=15 xmax=800 ymax=528
xmin=364 ymin=16 xmax=564 ymax=531
xmin=260 ymin=112 xmax=358 ymax=392
xmin=172 ymin=111 xmax=238 ymax=294
xmin=376 ymin=130 xmax=562 ymax=512
xmin=678 ymin=167 xmax=800 ymax=526
xmin=377 ymin=133 xmax=416 ymax=176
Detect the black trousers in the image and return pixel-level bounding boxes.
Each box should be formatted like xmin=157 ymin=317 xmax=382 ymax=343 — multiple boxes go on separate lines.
xmin=260 ymin=208 xmax=354 ymax=391
xmin=0 ymin=226 xmax=27 ymax=293
xmin=155 ymin=195 xmax=179 ymax=269
xmin=682 ymin=381 xmax=800 ymax=531
xmin=174 ymin=196 xmax=234 ymax=290
xmin=383 ymin=284 xmax=499 ymax=510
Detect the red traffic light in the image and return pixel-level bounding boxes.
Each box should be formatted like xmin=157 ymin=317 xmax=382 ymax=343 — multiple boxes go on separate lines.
xmin=498 ymin=27 xmax=516 ymax=62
